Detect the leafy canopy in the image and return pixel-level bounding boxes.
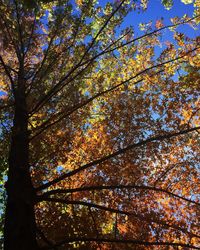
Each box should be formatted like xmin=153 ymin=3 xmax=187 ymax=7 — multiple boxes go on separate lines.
xmin=0 ymin=0 xmax=200 ymax=249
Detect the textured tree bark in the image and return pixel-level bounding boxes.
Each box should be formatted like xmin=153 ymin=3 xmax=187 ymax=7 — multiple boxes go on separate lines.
xmin=4 ymin=85 xmax=38 ymax=249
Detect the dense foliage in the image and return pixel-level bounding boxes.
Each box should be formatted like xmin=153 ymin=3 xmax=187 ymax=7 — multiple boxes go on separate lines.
xmin=0 ymin=0 xmax=199 ymax=249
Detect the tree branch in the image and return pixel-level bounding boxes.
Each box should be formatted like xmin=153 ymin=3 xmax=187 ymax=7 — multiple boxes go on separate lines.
xmin=0 ymin=12 xmax=19 ymax=58
xmin=14 ymin=0 xmax=24 ymax=58
xmin=30 ymin=0 xmax=126 ymax=115
xmin=30 ymin=47 xmax=199 ymax=140
xmin=30 ymin=15 xmax=199 ymax=115
xmin=29 ymin=75 xmax=146 ymax=140
xmin=38 ymin=197 xmax=200 ymax=240
xmin=30 ymin=34 xmax=56 ymax=87
xmin=36 ymin=228 xmax=57 ymax=249
xmin=187 ymin=107 xmax=200 ymax=128
xmin=41 ymin=237 xmax=200 ymax=250
xmin=39 ymin=184 xmax=200 ymax=206
xmin=0 ymin=55 xmax=16 ymax=96
xmin=36 ymin=126 xmax=200 ymax=191
xmin=24 ymin=14 xmax=36 ymax=58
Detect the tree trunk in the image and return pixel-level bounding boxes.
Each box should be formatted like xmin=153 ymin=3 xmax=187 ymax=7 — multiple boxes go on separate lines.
xmin=4 ymin=86 xmax=38 ymax=249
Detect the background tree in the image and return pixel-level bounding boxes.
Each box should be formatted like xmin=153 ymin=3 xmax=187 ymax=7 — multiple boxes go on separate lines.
xmin=0 ymin=0 xmax=199 ymax=249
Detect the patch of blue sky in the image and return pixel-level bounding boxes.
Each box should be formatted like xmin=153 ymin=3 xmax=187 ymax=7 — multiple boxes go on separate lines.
xmin=2 ymin=175 xmax=7 ymax=182
xmin=56 ymin=165 xmax=64 ymax=173
xmin=0 ymin=90 xmax=7 ymax=97
xmin=121 ymin=0 xmax=196 ymax=34
xmin=83 ymin=90 xmax=91 ymax=97
xmin=42 ymin=180 xmax=48 ymax=185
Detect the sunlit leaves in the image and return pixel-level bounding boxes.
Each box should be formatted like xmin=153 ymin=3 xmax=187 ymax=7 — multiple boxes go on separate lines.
xmin=181 ymin=0 xmax=193 ymax=4
xmin=0 ymin=0 xmax=200 ymax=249
xmin=161 ymin=0 xmax=173 ymax=10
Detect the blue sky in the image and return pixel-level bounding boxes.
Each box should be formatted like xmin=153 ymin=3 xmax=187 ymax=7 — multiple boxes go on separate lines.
xmin=96 ymin=0 xmax=198 ymax=37
xmin=122 ymin=0 xmax=197 ymax=36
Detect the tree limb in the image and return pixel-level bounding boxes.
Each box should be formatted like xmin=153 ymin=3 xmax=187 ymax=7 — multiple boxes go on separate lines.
xmin=38 ymin=197 xmax=200 ymax=240
xmin=0 ymin=55 xmax=16 ymax=96
xmin=30 ymin=0 xmax=127 ymax=115
xmin=41 ymin=237 xmax=200 ymax=250
xmin=39 ymin=184 xmax=200 ymax=206
xmin=36 ymin=228 xmax=57 ymax=249
xmin=30 ymin=47 xmax=199 ymax=140
xmin=36 ymin=126 xmax=200 ymax=191
xmin=30 ymin=15 xmax=200 ymax=115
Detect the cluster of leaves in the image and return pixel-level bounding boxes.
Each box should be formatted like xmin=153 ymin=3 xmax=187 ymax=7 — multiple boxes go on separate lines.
xmin=0 ymin=0 xmax=200 ymax=249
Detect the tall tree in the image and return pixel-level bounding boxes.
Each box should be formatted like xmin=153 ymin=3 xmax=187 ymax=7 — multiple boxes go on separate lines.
xmin=0 ymin=0 xmax=199 ymax=249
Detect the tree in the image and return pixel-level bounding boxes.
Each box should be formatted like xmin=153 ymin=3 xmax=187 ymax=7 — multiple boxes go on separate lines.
xmin=0 ymin=0 xmax=199 ymax=249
